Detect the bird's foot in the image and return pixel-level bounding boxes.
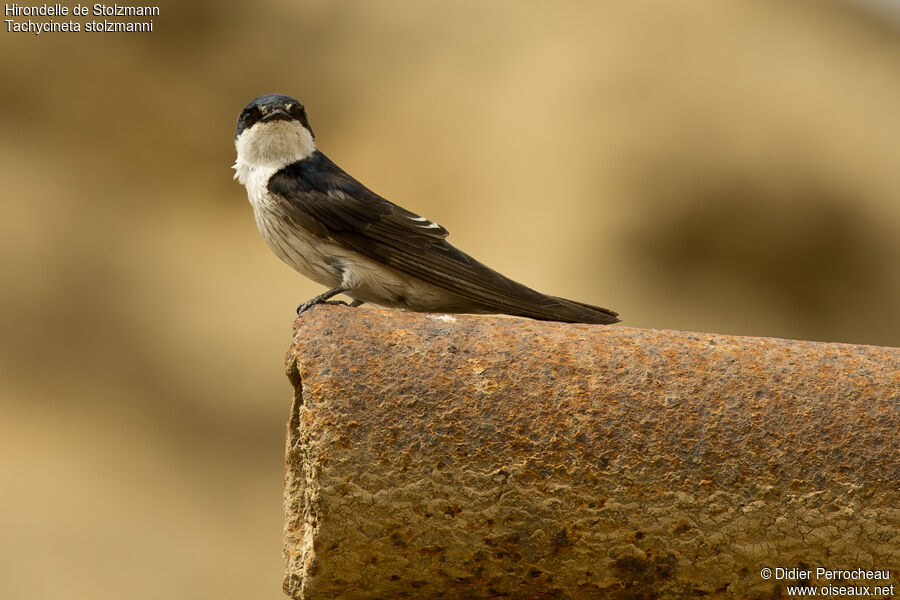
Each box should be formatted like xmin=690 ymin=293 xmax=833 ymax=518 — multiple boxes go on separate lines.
xmin=295 ymin=300 xmax=318 ymax=315
xmin=296 ymin=286 xmax=347 ymax=316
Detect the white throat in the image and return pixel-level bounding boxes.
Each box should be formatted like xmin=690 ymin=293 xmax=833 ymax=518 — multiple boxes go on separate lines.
xmin=233 ymin=120 xmax=316 ymax=186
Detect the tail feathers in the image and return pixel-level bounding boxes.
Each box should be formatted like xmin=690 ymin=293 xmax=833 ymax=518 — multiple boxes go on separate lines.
xmin=532 ymin=296 xmax=620 ymax=325
xmin=500 ymin=294 xmax=619 ymax=325
xmin=551 ymin=296 xmax=620 ymax=324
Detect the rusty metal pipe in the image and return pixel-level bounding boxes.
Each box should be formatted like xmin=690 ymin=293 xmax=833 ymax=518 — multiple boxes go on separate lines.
xmin=283 ymin=307 xmax=899 ymax=599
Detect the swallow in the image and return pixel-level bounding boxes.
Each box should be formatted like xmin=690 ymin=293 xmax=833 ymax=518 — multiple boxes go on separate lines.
xmin=233 ymin=94 xmax=619 ymax=324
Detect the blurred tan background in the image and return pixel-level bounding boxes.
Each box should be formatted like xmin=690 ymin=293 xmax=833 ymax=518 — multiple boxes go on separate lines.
xmin=1 ymin=1 xmax=898 ymax=598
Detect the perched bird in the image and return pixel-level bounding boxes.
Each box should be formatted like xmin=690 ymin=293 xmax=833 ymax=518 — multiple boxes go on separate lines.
xmin=233 ymin=93 xmax=619 ymax=324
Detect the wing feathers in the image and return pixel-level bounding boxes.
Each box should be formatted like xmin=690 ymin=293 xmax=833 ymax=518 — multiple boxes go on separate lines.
xmin=268 ymin=151 xmax=618 ymax=324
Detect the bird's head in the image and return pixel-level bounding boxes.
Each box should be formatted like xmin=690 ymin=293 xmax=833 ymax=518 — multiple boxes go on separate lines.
xmin=233 ymin=94 xmax=316 ymax=181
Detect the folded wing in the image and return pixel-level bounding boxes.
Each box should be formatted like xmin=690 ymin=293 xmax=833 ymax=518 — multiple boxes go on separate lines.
xmin=268 ymin=152 xmax=619 ymax=324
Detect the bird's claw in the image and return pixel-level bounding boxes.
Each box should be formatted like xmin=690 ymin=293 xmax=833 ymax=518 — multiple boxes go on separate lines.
xmin=297 ymin=287 xmax=362 ymax=315
xmin=296 ymin=301 xmax=317 ymax=316
xmin=297 ymin=298 xmax=354 ymax=314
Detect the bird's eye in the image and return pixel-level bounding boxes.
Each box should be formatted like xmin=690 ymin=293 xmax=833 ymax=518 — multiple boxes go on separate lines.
xmin=236 ymin=106 xmax=263 ymax=138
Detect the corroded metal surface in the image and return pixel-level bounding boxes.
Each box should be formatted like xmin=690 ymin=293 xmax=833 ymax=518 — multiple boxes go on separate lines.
xmin=283 ymin=306 xmax=899 ymax=599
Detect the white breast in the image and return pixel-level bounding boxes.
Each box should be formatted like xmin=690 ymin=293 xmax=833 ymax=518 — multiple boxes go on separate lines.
xmin=240 ymin=163 xmax=344 ymax=289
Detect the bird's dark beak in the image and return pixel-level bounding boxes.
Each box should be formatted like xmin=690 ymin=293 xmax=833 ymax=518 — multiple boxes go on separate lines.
xmin=261 ymin=107 xmax=292 ymax=122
